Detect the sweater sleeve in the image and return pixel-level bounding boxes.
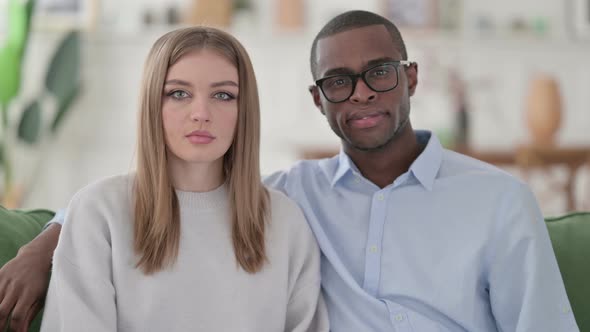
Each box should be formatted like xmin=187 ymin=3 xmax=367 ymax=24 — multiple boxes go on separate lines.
xmin=40 ymin=182 xmax=117 ymax=332
xmin=283 ymin=198 xmax=330 ymax=332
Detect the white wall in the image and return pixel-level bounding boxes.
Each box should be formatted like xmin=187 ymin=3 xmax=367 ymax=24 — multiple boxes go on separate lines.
xmin=10 ymin=0 xmax=590 ymax=214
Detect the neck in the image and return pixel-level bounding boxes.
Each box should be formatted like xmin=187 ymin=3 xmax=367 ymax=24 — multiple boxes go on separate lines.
xmin=344 ymin=124 xmax=423 ymax=189
xmin=168 ymin=158 xmax=225 ymax=192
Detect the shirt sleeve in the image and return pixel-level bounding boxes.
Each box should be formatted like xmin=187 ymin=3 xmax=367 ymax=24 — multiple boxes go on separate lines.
xmin=487 ymin=182 xmax=579 ymax=332
xmin=43 ymin=208 xmax=66 ymax=228
xmin=262 ymin=169 xmax=290 ymax=193
xmin=284 ymin=199 xmax=330 ymax=332
xmin=40 ymin=187 xmax=117 ymax=332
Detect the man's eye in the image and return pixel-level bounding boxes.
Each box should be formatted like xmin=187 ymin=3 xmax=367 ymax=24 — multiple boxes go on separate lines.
xmin=372 ymin=69 xmax=390 ymax=77
xmin=213 ymin=92 xmax=235 ymax=101
xmin=327 ymin=77 xmax=350 ymax=88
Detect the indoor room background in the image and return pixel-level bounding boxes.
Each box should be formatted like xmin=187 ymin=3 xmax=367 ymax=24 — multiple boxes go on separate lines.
xmin=1 ymin=0 xmax=589 ymax=215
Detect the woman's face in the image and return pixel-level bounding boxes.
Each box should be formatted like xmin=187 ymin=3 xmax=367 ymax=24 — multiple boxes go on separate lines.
xmin=162 ymin=49 xmax=239 ymax=170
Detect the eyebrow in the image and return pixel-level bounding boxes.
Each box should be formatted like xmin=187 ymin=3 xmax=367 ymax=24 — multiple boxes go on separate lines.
xmin=210 ymin=80 xmax=238 ymax=88
xmin=164 ymin=79 xmax=192 ymax=87
xmin=322 ymin=57 xmax=399 ymax=77
xmin=164 ymin=79 xmax=238 ymax=88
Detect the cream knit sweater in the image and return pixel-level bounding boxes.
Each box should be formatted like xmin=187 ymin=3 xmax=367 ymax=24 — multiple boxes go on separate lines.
xmin=40 ymin=174 xmax=328 ymax=332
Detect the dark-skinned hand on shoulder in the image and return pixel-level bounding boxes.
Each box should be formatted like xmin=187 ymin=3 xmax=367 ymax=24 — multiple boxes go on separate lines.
xmin=0 ymin=224 xmax=60 ymax=332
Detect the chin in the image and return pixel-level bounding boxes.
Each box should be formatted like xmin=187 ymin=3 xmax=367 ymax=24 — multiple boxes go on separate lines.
xmin=350 ymin=143 xmax=385 ymax=152
xmin=345 ymin=133 xmax=391 ymax=151
xmin=184 ymin=155 xmax=224 ymax=164
xmin=173 ymin=150 xmax=225 ymax=165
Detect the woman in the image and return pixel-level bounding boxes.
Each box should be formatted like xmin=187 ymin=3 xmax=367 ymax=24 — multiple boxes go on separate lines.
xmin=40 ymin=27 xmax=328 ymax=332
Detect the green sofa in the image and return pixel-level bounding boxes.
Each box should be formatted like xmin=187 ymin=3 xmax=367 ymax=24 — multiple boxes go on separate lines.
xmin=546 ymin=212 xmax=590 ymax=331
xmin=1 ymin=208 xmax=589 ymax=331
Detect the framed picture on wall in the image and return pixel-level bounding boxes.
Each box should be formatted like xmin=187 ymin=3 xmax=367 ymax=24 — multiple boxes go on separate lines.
xmin=382 ymin=0 xmax=438 ymax=29
xmin=571 ymin=0 xmax=590 ymax=39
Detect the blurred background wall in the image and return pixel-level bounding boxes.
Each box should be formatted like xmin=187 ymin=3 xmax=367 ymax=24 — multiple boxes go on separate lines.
xmin=1 ymin=0 xmax=589 ymax=215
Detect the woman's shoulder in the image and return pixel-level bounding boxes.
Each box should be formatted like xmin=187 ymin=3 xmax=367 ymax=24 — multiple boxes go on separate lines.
xmin=64 ymin=173 xmax=136 ymax=233
xmin=72 ymin=173 xmax=135 ymax=203
xmin=265 ymin=187 xmax=320 ymax=265
xmin=266 ymin=187 xmax=313 ymax=234
xmin=267 ymin=188 xmax=303 ymax=216
xmin=67 ymin=173 xmax=135 ymax=224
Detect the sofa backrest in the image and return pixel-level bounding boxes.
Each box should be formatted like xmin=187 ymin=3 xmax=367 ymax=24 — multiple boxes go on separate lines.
xmin=546 ymin=212 xmax=590 ymax=332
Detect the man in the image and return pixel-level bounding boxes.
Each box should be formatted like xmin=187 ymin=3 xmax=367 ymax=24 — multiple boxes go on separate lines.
xmin=0 ymin=10 xmax=578 ymax=332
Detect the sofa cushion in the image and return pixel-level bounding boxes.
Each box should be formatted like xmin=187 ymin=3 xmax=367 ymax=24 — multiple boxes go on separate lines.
xmin=546 ymin=212 xmax=590 ymax=332
xmin=0 ymin=206 xmax=54 ymax=332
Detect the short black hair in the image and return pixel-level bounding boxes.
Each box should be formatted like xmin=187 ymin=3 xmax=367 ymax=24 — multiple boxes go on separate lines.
xmin=310 ymin=10 xmax=408 ymax=80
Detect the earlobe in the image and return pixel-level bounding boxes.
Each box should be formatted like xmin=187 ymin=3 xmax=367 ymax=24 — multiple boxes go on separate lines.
xmin=309 ymin=85 xmax=325 ymax=115
xmin=407 ymin=63 xmax=419 ymax=96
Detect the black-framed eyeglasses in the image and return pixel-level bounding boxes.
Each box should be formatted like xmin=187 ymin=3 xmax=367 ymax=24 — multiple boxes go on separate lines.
xmin=314 ymin=60 xmax=414 ymax=103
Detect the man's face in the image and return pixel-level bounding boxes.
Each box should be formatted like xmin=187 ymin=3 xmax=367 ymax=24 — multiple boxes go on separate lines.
xmin=312 ymin=25 xmax=418 ymax=151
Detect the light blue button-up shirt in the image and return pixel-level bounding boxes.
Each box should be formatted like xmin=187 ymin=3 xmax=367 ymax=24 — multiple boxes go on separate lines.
xmin=264 ymin=130 xmax=578 ymax=332
xmin=50 ymin=131 xmax=578 ymax=331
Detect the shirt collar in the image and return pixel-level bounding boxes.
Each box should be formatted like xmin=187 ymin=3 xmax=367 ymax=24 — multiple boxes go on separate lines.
xmin=409 ymin=130 xmax=443 ymax=191
xmin=329 ymin=130 xmax=444 ymax=190
xmin=331 ymin=148 xmax=357 ymax=187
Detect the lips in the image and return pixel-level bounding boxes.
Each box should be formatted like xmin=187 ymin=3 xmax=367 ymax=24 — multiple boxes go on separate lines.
xmin=346 ymin=111 xmax=388 ymax=129
xmin=186 ymin=130 xmax=215 ymax=144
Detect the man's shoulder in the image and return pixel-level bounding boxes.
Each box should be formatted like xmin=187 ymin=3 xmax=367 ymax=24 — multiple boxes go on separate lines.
xmin=278 ymin=157 xmax=329 ymax=176
xmin=440 ymin=149 xmax=524 ymax=186
xmin=435 ymin=149 xmax=539 ymax=204
xmin=264 ymin=157 xmax=334 ymax=189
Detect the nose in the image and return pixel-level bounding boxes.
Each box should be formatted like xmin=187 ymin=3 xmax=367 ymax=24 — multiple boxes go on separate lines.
xmin=189 ymin=98 xmax=211 ymax=122
xmin=349 ymin=79 xmax=377 ymax=104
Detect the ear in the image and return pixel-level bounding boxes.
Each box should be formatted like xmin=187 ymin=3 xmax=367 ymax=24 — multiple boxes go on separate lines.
xmin=406 ymin=63 xmax=419 ymax=97
xmin=308 ymin=85 xmax=325 ymax=115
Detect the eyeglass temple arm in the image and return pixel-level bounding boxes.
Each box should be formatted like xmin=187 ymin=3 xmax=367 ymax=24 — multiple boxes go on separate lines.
xmin=399 ymin=60 xmax=416 ymax=67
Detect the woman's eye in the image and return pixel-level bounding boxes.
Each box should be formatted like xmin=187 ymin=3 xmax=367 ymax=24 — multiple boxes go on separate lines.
xmin=166 ymin=90 xmax=189 ymax=99
xmin=213 ymin=92 xmax=235 ymax=101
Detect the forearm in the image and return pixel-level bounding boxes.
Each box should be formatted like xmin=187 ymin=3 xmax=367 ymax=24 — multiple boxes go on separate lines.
xmin=0 ymin=224 xmax=61 ymax=331
xmin=17 ymin=223 xmax=61 ymax=270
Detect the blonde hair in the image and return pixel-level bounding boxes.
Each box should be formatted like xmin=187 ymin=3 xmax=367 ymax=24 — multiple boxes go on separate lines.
xmin=134 ymin=26 xmax=269 ymax=274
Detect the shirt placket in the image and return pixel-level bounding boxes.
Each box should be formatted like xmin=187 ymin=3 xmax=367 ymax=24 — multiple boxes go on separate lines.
xmin=362 ymin=189 xmax=388 ymax=296
xmin=364 ymin=185 xmax=414 ymax=332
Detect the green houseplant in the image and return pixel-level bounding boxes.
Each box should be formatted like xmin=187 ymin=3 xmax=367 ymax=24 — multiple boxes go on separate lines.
xmin=0 ymin=0 xmax=81 ymax=207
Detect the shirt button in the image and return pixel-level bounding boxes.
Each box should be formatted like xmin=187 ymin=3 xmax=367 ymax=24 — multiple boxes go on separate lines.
xmin=377 ymin=194 xmax=384 ymax=200
xmin=354 ymin=177 xmax=360 ymax=184
xmin=562 ymin=306 xmax=571 ymax=314
xmin=369 ymin=245 xmax=378 ymax=253
xmin=394 ymin=314 xmax=404 ymax=322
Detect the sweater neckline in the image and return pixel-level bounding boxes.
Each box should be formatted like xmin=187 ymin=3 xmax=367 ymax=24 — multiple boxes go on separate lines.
xmin=174 ymin=183 xmax=229 ymax=210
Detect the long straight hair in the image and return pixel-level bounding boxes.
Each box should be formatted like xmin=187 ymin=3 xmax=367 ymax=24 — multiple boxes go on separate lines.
xmin=134 ymin=27 xmax=269 ymax=274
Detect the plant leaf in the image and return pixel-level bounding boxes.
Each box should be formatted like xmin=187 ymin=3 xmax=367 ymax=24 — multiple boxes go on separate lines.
xmin=18 ymin=99 xmax=42 ymax=144
xmin=51 ymin=84 xmax=82 ymax=133
xmin=45 ymin=31 xmax=81 ymax=103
